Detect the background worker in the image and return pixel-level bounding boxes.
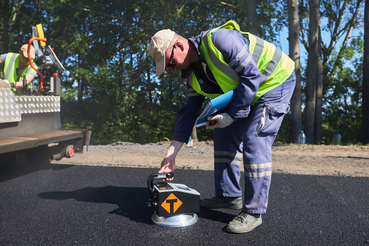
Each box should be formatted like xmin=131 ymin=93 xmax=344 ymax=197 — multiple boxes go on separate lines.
xmin=0 ymin=44 xmax=38 ymax=94
xmin=148 ymin=21 xmax=295 ymax=234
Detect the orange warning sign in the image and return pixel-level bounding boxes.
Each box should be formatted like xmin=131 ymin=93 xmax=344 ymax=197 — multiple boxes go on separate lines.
xmin=161 ymin=193 xmax=183 ymax=214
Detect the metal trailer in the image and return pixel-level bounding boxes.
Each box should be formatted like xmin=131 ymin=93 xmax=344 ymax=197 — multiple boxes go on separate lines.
xmin=0 ymin=88 xmax=91 ymax=169
xmin=0 ymin=24 xmax=91 ymax=169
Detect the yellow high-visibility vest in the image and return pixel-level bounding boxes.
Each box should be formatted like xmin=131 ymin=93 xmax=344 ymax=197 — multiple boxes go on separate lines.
xmin=4 ymin=53 xmax=38 ymax=94
xmin=190 ymin=20 xmax=295 ymax=104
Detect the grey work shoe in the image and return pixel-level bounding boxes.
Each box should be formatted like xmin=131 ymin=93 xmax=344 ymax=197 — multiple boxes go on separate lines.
xmin=226 ymin=212 xmax=262 ymax=234
xmin=200 ymin=196 xmax=243 ymax=209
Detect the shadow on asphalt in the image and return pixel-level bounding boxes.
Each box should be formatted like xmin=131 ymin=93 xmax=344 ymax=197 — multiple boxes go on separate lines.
xmin=38 ymin=185 xmax=236 ymax=225
xmin=0 ymin=162 xmax=72 ymax=183
xmin=39 ymin=186 xmax=152 ymax=224
xmin=199 ymin=207 xmax=235 ymax=224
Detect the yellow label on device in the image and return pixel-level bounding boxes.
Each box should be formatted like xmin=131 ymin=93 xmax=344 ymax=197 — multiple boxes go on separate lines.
xmin=36 ymin=24 xmax=46 ymax=47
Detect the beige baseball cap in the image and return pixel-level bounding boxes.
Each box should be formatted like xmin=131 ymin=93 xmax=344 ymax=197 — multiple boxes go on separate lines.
xmin=20 ymin=44 xmax=35 ymax=59
xmin=149 ymin=29 xmax=175 ymax=76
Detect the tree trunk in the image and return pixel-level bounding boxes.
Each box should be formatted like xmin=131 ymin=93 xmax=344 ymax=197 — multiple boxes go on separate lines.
xmin=147 ymin=67 xmax=152 ymax=104
xmin=246 ymin=0 xmax=258 ymax=35
xmin=314 ymin=28 xmax=323 ymax=144
xmin=288 ymin=0 xmax=302 ymax=143
xmin=363 ymin=0 xmax=369 ymax=145
xmin=305 ymin=0 xmax=320 ymax=144
xmin=77 ymin=53 xmax=83 ymax=103
xmin=326 ymin=0 xmax=364 ymax=80
xmin=2 ymin=0 xmax=10 ymax=52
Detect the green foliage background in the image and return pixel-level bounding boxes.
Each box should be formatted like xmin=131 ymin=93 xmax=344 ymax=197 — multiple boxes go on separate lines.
xmin=0 ymin=0 xmax=364 ymax=145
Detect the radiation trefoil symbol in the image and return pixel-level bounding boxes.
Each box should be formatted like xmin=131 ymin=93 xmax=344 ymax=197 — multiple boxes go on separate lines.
xmin=161 ymin=193 xmax=183 ymax=214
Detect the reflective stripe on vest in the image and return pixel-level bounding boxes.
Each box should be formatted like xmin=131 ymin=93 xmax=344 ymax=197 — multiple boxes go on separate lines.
xmin=5 ymin=53 xmax=18 ymax=80
xmin=191 ymin=20 xmax=295 ymax=103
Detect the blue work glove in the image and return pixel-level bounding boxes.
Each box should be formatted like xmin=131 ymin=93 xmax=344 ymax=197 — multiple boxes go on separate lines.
xmin=206 ymin=113 xmax=235 ymax=129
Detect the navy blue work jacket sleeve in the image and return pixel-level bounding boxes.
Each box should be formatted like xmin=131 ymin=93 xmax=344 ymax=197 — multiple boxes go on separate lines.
xmin=172 ymin=93 xmax=205 ymax=143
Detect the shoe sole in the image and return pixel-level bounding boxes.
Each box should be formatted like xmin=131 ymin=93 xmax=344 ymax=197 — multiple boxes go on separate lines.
xmin=226 ymin=219 xmax=262 ymax=234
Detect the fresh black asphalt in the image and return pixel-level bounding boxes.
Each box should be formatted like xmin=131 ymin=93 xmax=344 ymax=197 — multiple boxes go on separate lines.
xmin=0 ymin=162 xmax=368 ymax=245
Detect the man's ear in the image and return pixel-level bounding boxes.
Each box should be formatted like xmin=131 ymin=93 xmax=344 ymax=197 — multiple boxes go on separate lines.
xmin=175 ymin=41 xmax=184 ymax=51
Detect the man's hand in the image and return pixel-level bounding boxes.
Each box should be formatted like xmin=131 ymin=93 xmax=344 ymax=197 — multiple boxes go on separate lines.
xmin=159 ymin=155 xmax=175 ymax=181
xmin=206 ymin=112 xmax=235 ymax=129
xmin=158 ymin=140 xmax=183 ymax=181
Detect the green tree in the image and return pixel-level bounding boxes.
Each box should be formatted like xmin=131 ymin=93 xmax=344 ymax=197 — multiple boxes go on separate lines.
xmin=3 ymin=0 xmax=364 ymax=145
xmin=323 ymin=37 xmax=363 ymax=144
xmin=299 ymin=0 xmax=364 ymax=144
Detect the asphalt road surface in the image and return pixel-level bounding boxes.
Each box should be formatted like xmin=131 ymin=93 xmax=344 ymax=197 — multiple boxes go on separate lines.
xmin=0 ymin=163 xmax=368 ymax=245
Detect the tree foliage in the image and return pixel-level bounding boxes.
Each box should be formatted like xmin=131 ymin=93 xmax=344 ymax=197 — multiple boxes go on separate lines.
xmin=298 ymin=0 xmax=364 ymax=144
xmin=0 ymin=0 xmax=365 ymax=145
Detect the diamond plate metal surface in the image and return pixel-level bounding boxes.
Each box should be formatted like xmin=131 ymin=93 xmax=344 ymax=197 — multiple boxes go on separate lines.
xmin=15 ymin=95 xmax=60 ymax=114
xmin=0 ymin=89 xmax=60 ymax=123
xmin=0 ymin=89 xmax=21 ymax=123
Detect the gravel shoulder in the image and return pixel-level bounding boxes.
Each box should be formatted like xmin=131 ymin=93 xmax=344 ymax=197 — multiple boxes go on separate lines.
xmin=51 ymin=142 xmax=369 ymax=178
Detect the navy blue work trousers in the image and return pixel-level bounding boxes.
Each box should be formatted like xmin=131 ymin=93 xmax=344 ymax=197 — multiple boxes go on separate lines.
xmin=213 ymin=72 xmax=296 ymax=214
